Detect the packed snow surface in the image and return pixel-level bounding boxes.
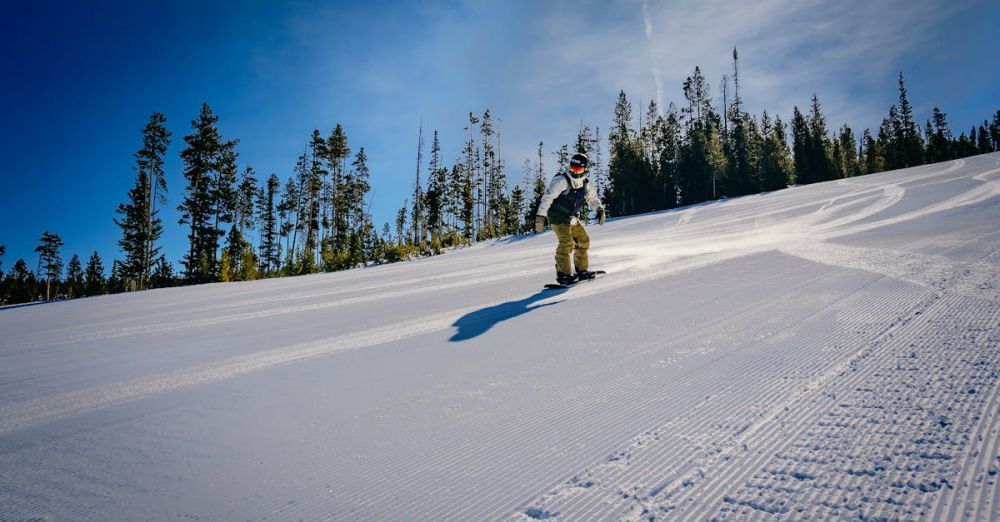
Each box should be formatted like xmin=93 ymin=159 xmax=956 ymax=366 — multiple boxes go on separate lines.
xmin=3 ymin=154 xmax=1000 ymax=520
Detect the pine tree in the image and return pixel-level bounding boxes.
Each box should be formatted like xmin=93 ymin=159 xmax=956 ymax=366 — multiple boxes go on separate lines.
xmin=178 ymin=103 xmax=232 ymax=283
xmin=518 ymin=158 xmax=535 ymax=232
xmin=838 ymin=125 xmax=861 ymax=177
xmin=926 ymin=107 xmax=953 ymax=163
xmin=577 ymin=122 xmax=604 ymax=213
xmin=553 ymin=144 xmax=570 ymax=172
xmin=462 ymin=113 xmax=481 ymax=239
xmin=861 ymin=129 xmax=886 ymax=175
xmin=220 ymin=225 xmax=257 ymax=282
xmin=878 ymin=107 xmax=897 ymax=169
xmin=258 ymin=173 xmax=281 ymax=275
xmin=348 ymin=147 xmax=372 ymax=263
xmin=953 ymin=131 xmax=978 ymax=158
xmin=791 ymin=106 xmax=811 ymax=184
xmin=607 ymin=90 xmax=642 ymax=214
xmin=507 ymin=185 xmax=525 ymax=234
xmin=108 ymin=259 xmax=126 ymax=294
xmin=591 ymin=127 xmax=609 ymax=197
xmin=726 ymin=110 xmax=753 ymax=196
xmin=610 ymin=90 xmax=634 ymax=144
xmin=678 ymin=122 xmax=727 ymax=205
xmin=300 ymin=130 xmax=328 ymax=272
xmin=213 ymin=138 xmax=240 ymax=265
xmin=640 ymin=101 xmax=661 ymax=170
xmin=396 ymin=200 xmax=408 ymax=247
xmin=34 ymin=231 xmax=63 ymax=300
xmin=235 ymin=166 xmax=259 ymax=235
xmin=115 ymin=168 xmax=154 ymax=290
xmin=412 ymin=122 xmax=425 ymax=244
xmin=425 ymin=131 xmax=447 ymax=240
xmin=724 ymin=47 xmax=756 ymax=197
xmin=137 ymin=113 xmax=171 ymax=288
xmin=807 ymin=94 xmax=838 ymax=182
xmin=991 ymin=111 xmax=1000 ymax=152
xmin=115 ymin=113 xmax=170 ymax=291
xmin=759 ymin=112 xmax=794 ymax=191
xmin=831 ymin=138 xmax=845 ymax=179
xmin=748 ymin=116 xmax=767 ymax=192
xmin=656 ymin=107 xmax=682 ymax=207
xmin=577 ymin=124 xmax=599 ymax=157
xmin=277 ymin=176 xmax=299 ymax=270
xmin=526 ymin=142 xmax=547 ymax=224
xmin=65 ymin=254 xmax=84 ymax=298
xmin=445 ymin=155 xmax=464 ymax=231
xmin=681 ymin=67 xmax=712 ymax=129
xmin=289 ymin=146 xmax=309 ymax=271
xmin=480 ymin=109 xmax=505 ymax=237
xmin=886 ymin=72 xmax=924 ymax=169
xmin=4 ymin=259 xmax=37 ymax=304
xmin=380 ymin=222 xmax=393 ymax=257
xmin=149 ymin=256 xmax=175 ymax=289
xmin=977 ymin=123 xmax=992 ymax=153
xmin=327 ymin=124 xmax=351 ymax=251
xmin=220 ymin=164 xmax=262 ymax=281
xmin=84 ymin=251 xmax=105 ymax=296
xmin=348 ymin=148 xmax=370 ymax=230
xmin=460 ymin=165 xmax=475 ymax=243
xmin=491 ymin=138 xmax=509 ymax=233
xmin=523 ymin=148 xmax=547 ymax=230
xmin=676 ymin=69 xmax=726 ymax=203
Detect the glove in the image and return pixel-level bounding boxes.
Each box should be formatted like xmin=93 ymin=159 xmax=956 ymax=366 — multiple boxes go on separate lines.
xmin=597 ymin=207 xmax=606 ymax=225
xmin=534 ymin=215 xmax=547 ymax=233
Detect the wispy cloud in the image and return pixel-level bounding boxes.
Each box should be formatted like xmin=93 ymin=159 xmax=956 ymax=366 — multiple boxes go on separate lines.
xmin=264 ymin=0 xmax=981 ymax=224
xmin=641 ymin=0 xmax=664 ymax=111
xmin=485 ymin=0 xmax=974 ymax=169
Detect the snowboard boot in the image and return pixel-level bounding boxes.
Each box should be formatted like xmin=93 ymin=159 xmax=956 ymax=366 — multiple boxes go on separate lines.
xmin=556 ymin=272 xmax=577 ymax=286
xmin=575 ymin=269 xmax=597 ymax=281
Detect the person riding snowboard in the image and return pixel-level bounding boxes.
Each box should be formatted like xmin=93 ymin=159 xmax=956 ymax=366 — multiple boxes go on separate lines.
xmin=535 ymin=152 xmax=606 ymax=285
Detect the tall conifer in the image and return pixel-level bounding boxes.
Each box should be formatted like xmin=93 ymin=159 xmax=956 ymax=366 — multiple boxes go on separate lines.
xmin=34 ymin=231 xmax=63 ymax=300
xmin=116 ymin=113 xmax=170 ymax=290
xmin=791 ymin=107 xmax=810 ymax=184
xmin=178 ymin=103 xmax=232 ymax=283
xmin=84 ymin=251 xmax=105 ymax=296
xmin=65 ymin=254 xmax=84 ymax=298
xmin=137 ymin=113 xmax=171 ymax=287
xmin=258 ymin=173 xmax=281 ymax=275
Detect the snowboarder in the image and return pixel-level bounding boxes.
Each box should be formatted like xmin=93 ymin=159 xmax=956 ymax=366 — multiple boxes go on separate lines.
xmin=535 ymin=152 xmax=606 ymax=285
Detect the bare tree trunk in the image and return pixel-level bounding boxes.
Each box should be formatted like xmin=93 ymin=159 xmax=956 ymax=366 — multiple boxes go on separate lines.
xmin=143 ymin=166 xmax=155 ymax=291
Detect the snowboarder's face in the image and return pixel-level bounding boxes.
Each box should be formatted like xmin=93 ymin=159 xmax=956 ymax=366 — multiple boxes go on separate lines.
xmin=569 ymin=164 xmax=586 ymax=177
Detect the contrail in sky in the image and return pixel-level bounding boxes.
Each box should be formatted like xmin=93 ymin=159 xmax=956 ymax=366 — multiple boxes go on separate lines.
xmin=642 ymin=0 xmax=664 ymax=113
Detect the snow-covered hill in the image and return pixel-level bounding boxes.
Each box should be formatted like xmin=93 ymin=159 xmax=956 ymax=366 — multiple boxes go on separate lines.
xmin=2 ymin=153 xmax=999 ymax=520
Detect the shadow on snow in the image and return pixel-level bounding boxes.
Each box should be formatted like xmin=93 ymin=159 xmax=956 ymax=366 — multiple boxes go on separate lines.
xmin=450 ymin=288 xmax=567 ymax=342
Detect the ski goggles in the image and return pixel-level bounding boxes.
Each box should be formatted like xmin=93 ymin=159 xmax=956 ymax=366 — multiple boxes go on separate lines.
xmin=569 ymin=163 xmax=586 ymax=175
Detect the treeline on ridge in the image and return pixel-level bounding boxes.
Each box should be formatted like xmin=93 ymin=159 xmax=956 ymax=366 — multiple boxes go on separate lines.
xmin=2 ymin=49 xmax=999 ymax=305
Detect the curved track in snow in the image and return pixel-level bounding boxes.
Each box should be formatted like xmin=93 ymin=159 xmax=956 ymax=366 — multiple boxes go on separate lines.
xmin=2 ymin=154 xmax=999 ymax=520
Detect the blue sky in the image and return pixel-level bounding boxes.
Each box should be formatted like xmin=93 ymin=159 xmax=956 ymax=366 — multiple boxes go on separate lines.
xmin=1 ymin=0 xmax=998 ymax=271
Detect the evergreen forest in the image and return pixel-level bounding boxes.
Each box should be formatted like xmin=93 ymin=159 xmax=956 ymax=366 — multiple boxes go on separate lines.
xmin=3 ymin=50 xmax=999 ymax=305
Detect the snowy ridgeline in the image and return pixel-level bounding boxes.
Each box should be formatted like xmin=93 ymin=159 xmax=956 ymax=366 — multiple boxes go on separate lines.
xmin=1 ymin=153 xmax=999 ymax=520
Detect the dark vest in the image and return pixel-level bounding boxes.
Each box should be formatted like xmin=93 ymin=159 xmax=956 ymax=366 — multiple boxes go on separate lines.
xmin=549 ymin=172 xmax=589 ymax=224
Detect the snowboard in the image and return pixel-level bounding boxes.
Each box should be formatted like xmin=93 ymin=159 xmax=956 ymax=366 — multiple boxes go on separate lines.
xmin=544 ymin=270 xmax=606 ymax=290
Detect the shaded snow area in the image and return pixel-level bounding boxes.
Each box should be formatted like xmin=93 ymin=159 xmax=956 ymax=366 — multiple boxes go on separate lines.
xmin=3 ymin=154 xmax=1000 ymax=521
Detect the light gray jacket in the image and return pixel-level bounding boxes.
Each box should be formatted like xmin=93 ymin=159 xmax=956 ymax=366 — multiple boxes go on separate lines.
xmin=537 ymin=169 xmax=603 ymax=225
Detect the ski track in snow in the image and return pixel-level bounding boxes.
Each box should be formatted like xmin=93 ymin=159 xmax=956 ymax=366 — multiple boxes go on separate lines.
xmin=2 ymin=154 xmax=1000 ymax=520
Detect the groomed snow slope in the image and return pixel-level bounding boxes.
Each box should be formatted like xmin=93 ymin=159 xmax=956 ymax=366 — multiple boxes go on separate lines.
xmin=2 ymin=153 xmax=1000 ymax=520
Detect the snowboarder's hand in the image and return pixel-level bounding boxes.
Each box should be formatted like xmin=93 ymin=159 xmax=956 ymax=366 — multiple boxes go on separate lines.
xmin=534 ymin=215 xmax=546 ymax=233
xmin=597 ymin=207 xmax=606 ymax=225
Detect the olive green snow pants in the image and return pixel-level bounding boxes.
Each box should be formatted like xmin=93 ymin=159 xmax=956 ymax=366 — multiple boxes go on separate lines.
xmin=551 ymin=223 xmax=590 ymax=274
